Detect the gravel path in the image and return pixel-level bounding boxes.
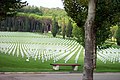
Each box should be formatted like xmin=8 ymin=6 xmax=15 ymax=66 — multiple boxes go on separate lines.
xmin=0 ymin=73 xmax=120 ymax=80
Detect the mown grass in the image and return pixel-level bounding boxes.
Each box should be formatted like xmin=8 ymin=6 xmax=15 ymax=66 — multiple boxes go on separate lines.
xmin=96 ymin=60 xmax=120 ymax=72
xmin=0 ymin=32 xmax=120 ymax=72
xmin=0 ymin=51 xmax=120 ymax=72
xmin=0 ymin=51 xmax=83 ymax=72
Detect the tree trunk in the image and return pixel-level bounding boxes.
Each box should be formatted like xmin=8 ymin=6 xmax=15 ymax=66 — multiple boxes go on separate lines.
xmin=82 ymin=0 xmax=97 ymax=80
xmin=93 ymin=25 xmax=97 ymax=69
xmin=93 ymin=37 xmax=97 ymax=69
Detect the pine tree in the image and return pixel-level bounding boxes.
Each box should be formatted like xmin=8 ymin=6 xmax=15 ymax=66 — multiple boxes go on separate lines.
xmin=0 ymin=0 xmax=27 ymax=20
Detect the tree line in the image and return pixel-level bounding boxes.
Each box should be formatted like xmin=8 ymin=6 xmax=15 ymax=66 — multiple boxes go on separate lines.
xmin=0 ymin=4 xmax=120 ymax=46
xmin=0 ymin=13 xmax=52 ymax=33
xmin=0 ymin=12 xmax=74 ymax=39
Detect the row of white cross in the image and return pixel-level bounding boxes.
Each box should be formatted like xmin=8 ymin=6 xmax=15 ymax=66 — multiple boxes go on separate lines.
xmin=1 ymin=42 xmax=120 ymax=64
xmin=0 ymin=32 xmax=83 ymax=63
xmin=1 ymin=32 xmax=120 ymax=64
xmin=0 ymin=43 xmax=82 ymax=63
xmin=97 ymin=47 xmax=120 ymax=63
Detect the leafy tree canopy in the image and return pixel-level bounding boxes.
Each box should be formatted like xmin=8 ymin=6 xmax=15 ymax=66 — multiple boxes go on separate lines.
xmin=17 ymin=6 xmax=43 ymax=16
xmin=0 ymin=0 xmax=27 ymax=20
xmin=116 ymin=24 xmax=120 ymax=46
xmin=62 ymin=0 xmax=120 ymax=46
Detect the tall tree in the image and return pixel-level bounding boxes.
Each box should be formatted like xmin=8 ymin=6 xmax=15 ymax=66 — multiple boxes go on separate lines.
xmin=83 ymin=0 xmax=97 ymax=80
xmin=0 ymin=0 xmax=27 ymax=21
xmin=62 ymin=1 xmax=97 ymax=79
xmin=62 ymin=0 xmax=120 ymax=80
xmin=62 ymin=0 xmax=97 ymax=79
xmin=66 ymin=19 xmax=73 ymax=38
xmin=110 ymin=25 xmax=118 ymax=41
xmin=63 ymin=0 xmax=120 ymax=67
xmin=116 ymin=24 xmax=120 ymax=46
xmin=62 ymin=18 xmax=66 ymax=39
xmin=72 ymin=23 xmax=84 ymax=46
xmin=52 ymin=16 xmax=59 ymax=37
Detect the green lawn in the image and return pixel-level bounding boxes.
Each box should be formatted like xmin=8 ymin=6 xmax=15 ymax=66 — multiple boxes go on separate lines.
xmin=0 ymin=32 xmax=120 ymax=72
xmin=96 ymin=60 xmax=120 ymax=72
xmin=0 ymin=52 xmax=84 ymax=72
xmin=0 ymin=52 xmax=120 ymax=72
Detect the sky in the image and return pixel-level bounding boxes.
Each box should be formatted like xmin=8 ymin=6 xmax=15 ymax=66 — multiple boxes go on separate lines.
xmin=22 ymin=0 xmax=64 ymax=9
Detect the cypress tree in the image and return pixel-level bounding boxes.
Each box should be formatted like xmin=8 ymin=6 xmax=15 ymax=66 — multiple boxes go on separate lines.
xmin=52 ymin=16 xmax=59 ymax=37
xmin=66 ymin=20 xmax=73 ymax=38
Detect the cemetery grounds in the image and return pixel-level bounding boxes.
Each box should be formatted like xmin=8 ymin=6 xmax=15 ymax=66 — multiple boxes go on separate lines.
xmin=0 ymin=32 xmax=120 ymax=72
